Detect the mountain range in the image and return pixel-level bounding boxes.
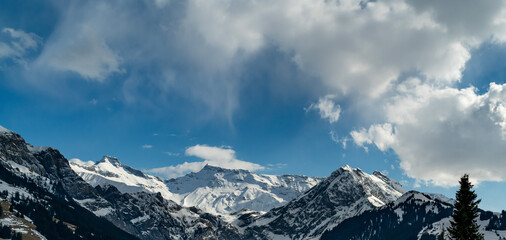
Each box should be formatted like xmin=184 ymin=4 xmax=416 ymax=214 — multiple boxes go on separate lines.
xmin=69 ymin=157 xmax=321 ymax=216
xmin=1 ymin=125 xmax=505 ymax=239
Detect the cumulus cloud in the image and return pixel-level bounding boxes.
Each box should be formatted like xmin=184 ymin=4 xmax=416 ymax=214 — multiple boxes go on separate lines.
xmin=352 ymin=81 xmax=506 ymax=186
xmin=142 ymin=145 xmax=153 ymax=149
xmin=307 ymin=95 xmax=341 ymax=123
xmin=351 ymin=123 xmax=396 ymax=152
xmin=145 ymin=144 xmax=264 ymax=178
xmin=181 ymin=0 xmax=506 ymax=98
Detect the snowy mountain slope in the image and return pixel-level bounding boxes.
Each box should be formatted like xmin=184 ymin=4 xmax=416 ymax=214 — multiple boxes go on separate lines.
xmin=0 ymin=126 xmax=242 ymax=240
xmin=418 ymin=210 xmax=506 ymax=240
xmin=71 ymin=157 xmax=322 ymax=216
xmin=70 ymin=157 xmax=173 ymax=200
xmin=322 ymin=190 xmax=506 ymax=240
xmin=165 ymin=164 xmax=322 ymax=216
xmin=243 ymin=165 xmax=407 ymax=240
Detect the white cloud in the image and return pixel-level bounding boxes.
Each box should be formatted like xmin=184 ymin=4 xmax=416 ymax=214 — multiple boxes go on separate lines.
xmin=0 ymin=28 xmax=40 ymax=62
xmin=182 ymin=0 xmax=264 ymax=70
xmin=69 ymin=158 xmax=94 ymax=167
xmin=164 ymin=152 xmax=179 ymax=156
xmin=0 ymin=42 xmax=16 ymax=59
xmin=3 ymin=28 xmax=39 ymax=50
xmin=36 ymin=24 xmax=121 ymax=81
xmin=351 ymin=123 xmax=396 ymax=152
xmin=307 ymin=95 xmax=341 ymax=123
xmin=182 ymin=0 xmax=506 ymax=99
xmin=185 ymin=144 xmax=264 ymax=171
xmin=146 ymin=161 xmax=206 ymax=179
xmin=142 ymin=145 xmax=153 ymax=149
xmin=353 ymin=82 xmax=506 ymax=187
xmin=329 ymin=130 xmax=349 ymax=149
xmin=145 ymin=144 xmax=264 ymax=178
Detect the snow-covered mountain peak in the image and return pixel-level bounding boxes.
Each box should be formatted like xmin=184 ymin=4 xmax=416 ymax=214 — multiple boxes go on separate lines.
xmin=245 ymin=165 xmax=407 ymax=239
xmin=341 ymin=164 xmax=353 ymax=171
xmin=165 ymin=165 xmax=322 ymax=215
xmin=97 ymin=155 xmax=120 ymax=164
xmin=331 ymin=164 xmax=355 ymax=175
xmin=98 ymin=155 xmax=148 ymax=178
xmin=329 ymin=164 xmax=369 ymax=179
xmin=199 ymin=163 xmax=244 ymax=173
xmin=325 ymin=165 xmax=405 ymax=200
xmin=70 ymin=156 xmax=173 ymax=199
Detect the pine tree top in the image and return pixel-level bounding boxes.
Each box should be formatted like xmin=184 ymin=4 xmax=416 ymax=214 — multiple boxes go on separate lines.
xmin=448 ymin=174 xmax=483 ymax=240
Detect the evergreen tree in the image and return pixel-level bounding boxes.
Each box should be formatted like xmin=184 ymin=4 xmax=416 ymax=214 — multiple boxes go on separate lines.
xmin=448 ymin=174 xmax=483 ymax=240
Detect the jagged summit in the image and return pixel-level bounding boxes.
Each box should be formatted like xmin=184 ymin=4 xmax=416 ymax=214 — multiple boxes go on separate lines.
xmin=329 ymin=164 xmax=365 ymax=177
xmin=97 ymin=155 xmax=121 ymax=165
xmin=196 ymin=164 xmax=266 ymax=176
xmin=244 ymin=164 xmax=407 ymax=239
xmin=95 ymin=155 xmax=147 ymax=178
xmin=198 ymin=163 xmax=248 ymax=173
xmin=324 ymin=165 xmax=407 ymax=197
xmin=70 ymin=155 xmax=172 ymax=199
xmin=0 ymin=126 xmax=52 ymax=154
xmin=341 ymin=164 xmax=353 ymax=171
xmin=165 ymin=163 xmax=322 ymax=215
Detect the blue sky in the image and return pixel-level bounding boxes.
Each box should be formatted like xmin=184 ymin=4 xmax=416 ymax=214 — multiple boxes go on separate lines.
xmin=1 ymin=0 xmax=506 ymax=211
